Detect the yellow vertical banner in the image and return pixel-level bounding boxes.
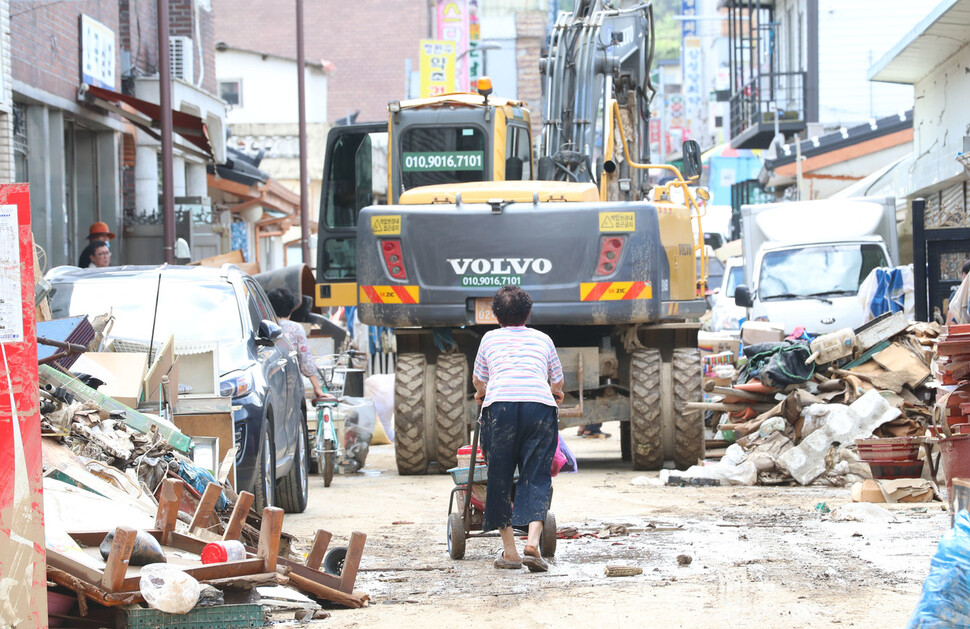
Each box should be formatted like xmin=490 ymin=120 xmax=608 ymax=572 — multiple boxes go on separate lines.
xmin=419 ymin=40 xmax=456 ymax=98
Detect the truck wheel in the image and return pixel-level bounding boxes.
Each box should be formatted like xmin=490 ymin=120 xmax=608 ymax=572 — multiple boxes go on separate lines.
xmin=394 ymin=353 xmax=429 ymax=475
xmin=435 ymin=353 xmax=468 ymax=472
xmin=630 ymin=348 xmax=663 ymax=470
xmin=672 ymin=347 xmax=705 ymax=470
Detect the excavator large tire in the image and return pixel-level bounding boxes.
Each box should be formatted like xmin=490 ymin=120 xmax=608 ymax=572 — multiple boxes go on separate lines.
xmin=394 ymin=353 xmax=428 ymax=475
xmin=672 ymin=347 xmax=705 ymax=470
xmin=435 ymin=353 xmax=468 ymax=472
xmin=629 ymin=348 xmax=663 ymax=470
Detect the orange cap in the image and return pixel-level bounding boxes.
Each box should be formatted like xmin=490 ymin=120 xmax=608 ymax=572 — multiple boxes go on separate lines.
xmin=88 ymin=221 xmax=116 ymax=241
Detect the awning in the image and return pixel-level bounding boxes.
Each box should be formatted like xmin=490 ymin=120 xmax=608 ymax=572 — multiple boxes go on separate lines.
xmin=78 ymin=83 xmax=214 ymax=161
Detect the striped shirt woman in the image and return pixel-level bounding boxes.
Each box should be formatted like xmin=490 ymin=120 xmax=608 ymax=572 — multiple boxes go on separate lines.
xmin=472 ymin=285 xmax=564 ymax=573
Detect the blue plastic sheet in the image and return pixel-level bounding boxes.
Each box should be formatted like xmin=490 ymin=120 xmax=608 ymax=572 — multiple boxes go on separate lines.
xmin=175 ymin=458 xmax=228 ymax=511
xmin=909 ymin=510 xmax=970 ymax=628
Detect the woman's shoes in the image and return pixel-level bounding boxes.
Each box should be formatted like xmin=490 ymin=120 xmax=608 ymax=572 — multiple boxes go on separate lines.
xmin=493 ymin=550 xmax=522 ymax=570
xmin=521 ymin=545 xmax=549 ymax=573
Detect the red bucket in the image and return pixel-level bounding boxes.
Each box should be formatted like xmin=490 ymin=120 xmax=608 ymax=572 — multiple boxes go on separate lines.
xmin=939 ymin=434 xmax=970 ymax=497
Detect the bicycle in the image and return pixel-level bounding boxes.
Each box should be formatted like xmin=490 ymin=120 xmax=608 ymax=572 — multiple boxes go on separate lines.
xmin=312 ymin=349 xmax=365 ymax=487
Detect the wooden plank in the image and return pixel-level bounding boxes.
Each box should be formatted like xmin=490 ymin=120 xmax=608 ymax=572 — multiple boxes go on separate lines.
xmin=306 ymin=530 xmax=332 ymax=571
xmin=46 ymin=548 xmax=105 ymax=586
xmin=155 ymin=478 xmax=183 ymax=545
xmin=47 ymin=567 xmax=145 ymax=607
xmin=101 ymin=527 xmax=137 ymax=592
xmin=190 ymin=482 xmax=223 ymax=533
xmin=190 ymin=249 xmax=245 ymax=267
xmin=872 ymin=343 xmax=931 ymax=388
xmin=257 ymin=507 xmax=285 ymax=573
xmin=224 ymin=491 xmax=255 ymax=541
xmin=286 ymin=572 xmax=369 ymax=609
xmin=338 ymin=532 xmax=366 ymax=594
xmin=277 ymin=557 xmax=341 ymax=591
xmin=119 ymin=558 xmax=267 ymax=592
xmin=143 ymin=334 xmax=175 ymax=402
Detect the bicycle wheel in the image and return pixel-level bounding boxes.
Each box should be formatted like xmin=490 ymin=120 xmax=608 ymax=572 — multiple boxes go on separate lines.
xmin=323 ymin=439 xmax=335 ymax=487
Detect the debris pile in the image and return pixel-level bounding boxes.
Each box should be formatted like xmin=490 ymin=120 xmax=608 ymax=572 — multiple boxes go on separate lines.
xmin=688 ymin=312 xmax=942 ymax=492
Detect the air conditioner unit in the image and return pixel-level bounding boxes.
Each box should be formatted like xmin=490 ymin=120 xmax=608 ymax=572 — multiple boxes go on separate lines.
xmin=169 ymin=36 xmax=194 ymax=81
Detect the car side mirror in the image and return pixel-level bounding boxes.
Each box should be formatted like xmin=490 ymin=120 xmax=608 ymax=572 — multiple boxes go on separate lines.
xmin=256 ymin=319 xmax=283 ymax=346
xmin=734 ymin=285 xmax=754 ymax=309
xmin=682 ymin=139 xmax=702 ymax=180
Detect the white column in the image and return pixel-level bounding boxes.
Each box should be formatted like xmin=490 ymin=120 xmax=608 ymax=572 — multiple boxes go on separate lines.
xmin=185 ymin=162 xmax=207 ymax=197
xmin=173 ymin=156 xmax=187 ymax=197
xmin=135 ymin=146 xmax=158 ymax=216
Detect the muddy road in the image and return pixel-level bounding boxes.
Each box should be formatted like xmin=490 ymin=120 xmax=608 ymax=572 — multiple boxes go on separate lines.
xmin=285 ymin=424 xmax=945 ymax=628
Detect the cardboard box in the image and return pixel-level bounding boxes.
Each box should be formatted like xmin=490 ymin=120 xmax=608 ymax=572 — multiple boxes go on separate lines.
xmin=173 ymin=412 xmax=235 ymax=487
xmin=697 ymin=331 xmax=740 ymax=361
xmin=71 ymin=352 xmax=149 ymax=407
xmin=851 ymin=478 xmax=935 ymax=503
xmin=740 ymin=321 xmax=786 ymax=345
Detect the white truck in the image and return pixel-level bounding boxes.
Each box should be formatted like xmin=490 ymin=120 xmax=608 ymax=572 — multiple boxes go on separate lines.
xmin=734 ymin=197 xmax=898 ymax=335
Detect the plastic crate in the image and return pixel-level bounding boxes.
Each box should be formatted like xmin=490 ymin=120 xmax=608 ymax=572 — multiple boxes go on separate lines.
xmin=855 ymin=437 xmax=923 ymax=462
xmin=448 ymin=464 xmax=488 ymax=485
xmin=119 ymin=604 xmax=265 ymax=629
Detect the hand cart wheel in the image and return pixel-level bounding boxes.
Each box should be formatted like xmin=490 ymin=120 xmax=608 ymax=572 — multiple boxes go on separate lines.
xmin=540 ymin=510 xmax=557 ymax=557
xmin=447 ymin=510 xmax=466 ymax=559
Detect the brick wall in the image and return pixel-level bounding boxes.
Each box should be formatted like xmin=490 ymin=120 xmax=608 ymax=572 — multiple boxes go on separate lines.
xmin=11 ymin=0 xmax=122 ymax=100
xmin=211 ymin=0 xmax=430 ymax=122
xmin=515 ymin=10 xmax=546 ymax=140
xmin=0 ymin=0 xmax=14 ymax=183
xmin=167 ymin=0 xmax=216 ymax=95
xmin=120 ymin=0 xmax=160 ymax=80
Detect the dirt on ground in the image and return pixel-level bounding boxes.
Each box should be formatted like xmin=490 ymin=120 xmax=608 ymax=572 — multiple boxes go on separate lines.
xmin=284 ymin=422 xmax=946 ymax=628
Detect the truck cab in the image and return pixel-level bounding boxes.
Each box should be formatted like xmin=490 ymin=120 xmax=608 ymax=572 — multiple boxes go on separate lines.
xmin=315 ymin=89 xmax=534 ymax=308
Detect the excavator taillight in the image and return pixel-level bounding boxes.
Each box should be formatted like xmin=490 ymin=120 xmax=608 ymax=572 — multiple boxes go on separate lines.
xmin=595 ymin=236 xmax=626 ymax=276
xmin=381 ymin=240 xmax=408 ymax=280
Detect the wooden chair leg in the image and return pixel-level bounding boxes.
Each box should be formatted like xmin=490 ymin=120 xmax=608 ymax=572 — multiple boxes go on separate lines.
xmin=155 ymin=478 xmax=183 ymax=545
xmin=190 ymin=482 xmax=223 ymax=533
xmin=222 ymin=491 xmax=254 ymax=541
xmin=306 ymin=530 xmax=332 ymax=571
xmin=337 ymin=532 xmax=366 ymax=594
xmin=101 ymin=527 xmax=137 ymax=593
xmin=256 ymin=507 xmax=284 ymax=573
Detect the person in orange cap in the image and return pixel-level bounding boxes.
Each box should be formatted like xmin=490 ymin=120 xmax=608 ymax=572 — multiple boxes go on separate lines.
xmin=87 ymin=221 xmax=116 ymax=242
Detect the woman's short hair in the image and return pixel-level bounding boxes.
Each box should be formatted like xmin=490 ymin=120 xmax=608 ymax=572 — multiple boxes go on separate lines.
xmin=492 ymin=285 xmax=533 ymax=327
xmin=77 ymin=241 xmax=108 ymax=268
xmin=267 ymin=287 xmax=298 ymax=318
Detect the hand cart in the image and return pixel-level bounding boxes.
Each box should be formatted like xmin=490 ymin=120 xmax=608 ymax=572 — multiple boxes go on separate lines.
xmin=446 ymin=417 xmax=557 ymax=560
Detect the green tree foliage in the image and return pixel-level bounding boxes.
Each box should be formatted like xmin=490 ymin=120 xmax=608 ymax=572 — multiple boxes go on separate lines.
xmin=652 ymin=0 xmax=682 ymax=61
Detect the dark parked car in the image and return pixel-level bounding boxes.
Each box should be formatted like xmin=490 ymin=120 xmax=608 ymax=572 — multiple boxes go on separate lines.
xmin=47 ymin=264 xmax=310 ymax=513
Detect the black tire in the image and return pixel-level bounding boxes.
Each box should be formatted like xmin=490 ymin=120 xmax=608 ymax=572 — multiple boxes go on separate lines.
xmin=323 ymin=439 xmax=335 ymax=488
xmin=394 ymin=353 xmax=429 ymax=475
xmin=277 ymin=419 xmax=309 ymax=513
xmin=630 ymin=348 xmax=663 ymax=471
xmin=435 ymin=354 xmax=468 ymax=472
xmin=672 ymin=347 xmax=705 ymax=470
xmin=620 ymin=421 xmax=631 ymax=462
xmin=447 ymin=511 xmax=466 ymax=560
xmin=253 ymin=424 xmax=276 ymax=512
xmin=323 ymin=547 xmax=347 ymax=576
xmin=540 ymin=511 xmax=557 ymax=558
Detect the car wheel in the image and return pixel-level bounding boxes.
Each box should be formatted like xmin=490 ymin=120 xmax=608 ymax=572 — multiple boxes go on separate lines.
xmin=277 ymin=420 xmax=310 ymax=513
xmin=253 ymin=424 xmax=276 ymax=512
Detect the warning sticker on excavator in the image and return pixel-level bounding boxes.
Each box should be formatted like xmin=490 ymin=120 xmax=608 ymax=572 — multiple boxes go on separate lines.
xmin=580 ymin=281 xmax=652 ymax=301
xmin=371 ymin=215 xmax=401 ymax=235
xmin=599 ymin=212 xmax=635 ymax=232
xmin=359 ymin=285 xmax=419 ymax=304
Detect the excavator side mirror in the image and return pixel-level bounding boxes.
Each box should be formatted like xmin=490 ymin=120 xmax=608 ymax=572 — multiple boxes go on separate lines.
xmin=682 ymin=140 xmax=702 ymax=179
xmin=734 ymin=284 xmax=755 ymax=309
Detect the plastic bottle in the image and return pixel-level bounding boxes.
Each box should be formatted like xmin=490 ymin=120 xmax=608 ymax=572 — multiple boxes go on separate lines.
xmin=200 ymin=540 xmax=246 ymax=564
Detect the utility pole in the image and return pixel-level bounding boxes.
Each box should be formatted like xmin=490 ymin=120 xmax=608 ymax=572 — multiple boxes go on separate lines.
xmin=296 ymin=0 xmax=311 ymax=265
xmin=157 ymin=0 xmax=175 ymax=264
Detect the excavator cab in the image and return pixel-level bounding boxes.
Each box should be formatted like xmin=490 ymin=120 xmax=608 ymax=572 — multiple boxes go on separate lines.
xmin=315 ymin=81 xmax=533 ymax=307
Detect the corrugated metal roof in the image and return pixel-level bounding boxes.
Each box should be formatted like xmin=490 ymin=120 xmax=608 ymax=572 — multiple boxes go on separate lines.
xmin=868 ymin=0 xmax=970 ymax=84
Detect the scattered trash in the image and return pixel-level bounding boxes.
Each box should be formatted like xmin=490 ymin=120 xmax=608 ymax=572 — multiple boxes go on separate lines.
xmin=815 ymin=502 xmax=831 ymax=514
xmin=828 ymin=503 xmax=897 ymax=523
xmin=677 ymin=554 xmax=693 ymax=567
xmin=139 ymin=563 xmax=201 ymax=614
xmin=909 ymin=510 xmax=970 ymax=626
xmin=662 ymin=444 xmax=757 ymax=486
xmin=596 ymin=524 xmax=630 ymax=538
xmin=605 ymin=565 xmax=643 ymax=577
